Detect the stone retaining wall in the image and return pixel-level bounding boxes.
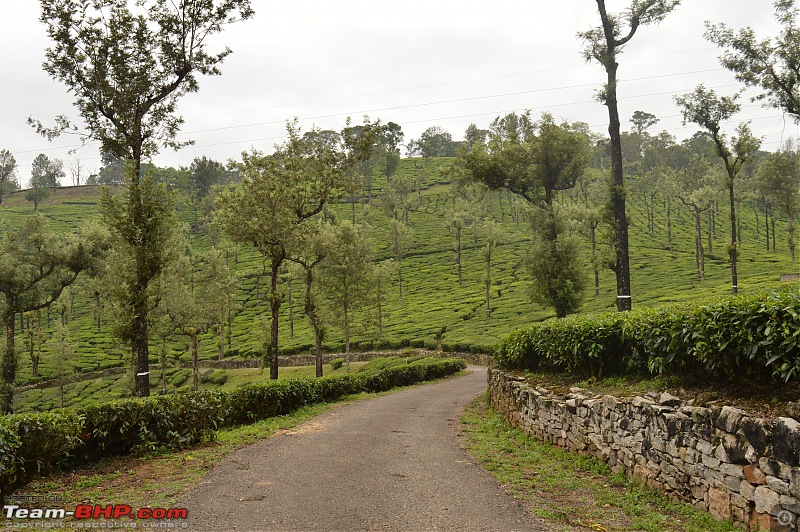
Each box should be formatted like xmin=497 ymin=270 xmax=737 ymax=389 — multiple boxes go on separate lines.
xmin=489 ymin=369 xmax=800 ymax=531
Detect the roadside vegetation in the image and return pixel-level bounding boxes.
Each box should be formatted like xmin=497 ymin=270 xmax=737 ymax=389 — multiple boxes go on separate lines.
xmin=461 ymin=395 xmax=737 ymax=532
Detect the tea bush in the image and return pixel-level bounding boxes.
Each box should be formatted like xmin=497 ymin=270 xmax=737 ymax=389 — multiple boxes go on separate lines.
xmin=496 ymin=288 xmax=800 ymax=384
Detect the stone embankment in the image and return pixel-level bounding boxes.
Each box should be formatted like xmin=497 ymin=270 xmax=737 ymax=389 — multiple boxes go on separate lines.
xmin=489 ymin=368 xmax=800 ymax=531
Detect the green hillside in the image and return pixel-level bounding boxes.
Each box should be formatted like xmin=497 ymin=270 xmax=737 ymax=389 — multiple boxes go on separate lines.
xmin=1 ymin=157 xmax=797 ymax=412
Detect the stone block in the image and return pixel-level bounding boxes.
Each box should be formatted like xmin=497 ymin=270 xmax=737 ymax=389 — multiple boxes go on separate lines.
xmin=709 ymin=486 xmax=731 ymax=521
xmin=702 ymin=453 xmax=721 ymax=469
xmin=740 ymin=479 xmax=756 ymax=500
xmin=659 ymin=392 xmax=682 ymax=407
xmin=632 ymin=396 xmax=653 ymax=408
xmin=721 ymin=463 xmax=744 ymax=478
xmin=780 ymin=494 xmax=800 ymax=515
xmin=696 ymin=440 xmax=713 ymax=456
xmin=791 ymin=468 xmax=800 ymax=498
xmin=724 ymin=475 xmax=741 ymax=493
xmin=739 ymin=417 xmax=772 ymax=455
xmin=767 ymin=475 xmax=791 ymax=496
xmin=716 ymin=406 xmax=744 ymax=433
xmin=754 ymin=485 xmax=781 ymax=514
xmin=749 ymin=511 xmax=772 ymax=532
xmin=774 ymin=418 xmax=800 ymax=467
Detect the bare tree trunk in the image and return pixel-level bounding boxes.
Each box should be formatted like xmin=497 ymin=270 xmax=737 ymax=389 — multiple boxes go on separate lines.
xmin=286 ymin=277 xmax=294 ymax=339
xmin=766 ymin=204 xmax=771 ymax=252
xmin=790 ymin=212 xmax=796 ymax=264
xmin=729 ymin=183 xmax=739 ymax=294
xmin=485 ymin=247 xmax=492 ymax=317
xmin=94 ymin=290 xmax=101 ymax=333
xmin=667 ymin=198 xmax=672 ymax=249
xmin=190 ymin=332 xmax=199 ymax=392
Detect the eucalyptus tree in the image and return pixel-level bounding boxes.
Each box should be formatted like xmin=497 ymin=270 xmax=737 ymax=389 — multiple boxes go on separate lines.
xmin=444 ymin=200 xmax=473 ymax=284
xmin=0 ymin=216 xmax=103 ymax=413
xmin=579 ymin=0 xmax=681 ymax=311
xmin=0 ymin=150 xmax=18 ymax=205
xmin=32 ymin=0 xmax=254 ymax=397
xmin=45 ymin=322 xmax=79 ymax=408
xmin=675 ymin=86 xmax=762 ymax=294
xmin=216 ymin=121 xmax=374 ymax=379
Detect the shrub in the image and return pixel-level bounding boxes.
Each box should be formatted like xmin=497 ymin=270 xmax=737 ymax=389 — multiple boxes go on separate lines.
xmin=0 ymin=411 xmax=83 ymax=500
xmin=330 ymin=358 xmax=345 ymax=370
xmin=497 ymin=288 xmax=800 ymax=385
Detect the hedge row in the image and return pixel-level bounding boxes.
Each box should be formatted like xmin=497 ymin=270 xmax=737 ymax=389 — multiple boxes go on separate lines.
xmin=495 ymin=288 xmax=800 ymax=384
xmin=0 ymin=357 xmax=466 ymax=499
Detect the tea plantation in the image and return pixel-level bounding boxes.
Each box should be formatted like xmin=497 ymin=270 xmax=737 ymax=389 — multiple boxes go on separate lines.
xmin=1 ymin=156 xmax=797 ymax=412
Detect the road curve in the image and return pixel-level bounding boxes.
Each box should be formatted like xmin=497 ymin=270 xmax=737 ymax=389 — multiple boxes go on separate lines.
xmin=181 ymin=366 xmax=550 ymax=531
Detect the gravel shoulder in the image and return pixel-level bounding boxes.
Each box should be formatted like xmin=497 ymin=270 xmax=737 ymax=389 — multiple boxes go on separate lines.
xmin=181 ymin=366 xmax=551 ymax=531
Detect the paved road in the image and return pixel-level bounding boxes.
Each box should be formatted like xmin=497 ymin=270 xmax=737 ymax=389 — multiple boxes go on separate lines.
xmin=182 ymin=366 xmax=549 ymax=531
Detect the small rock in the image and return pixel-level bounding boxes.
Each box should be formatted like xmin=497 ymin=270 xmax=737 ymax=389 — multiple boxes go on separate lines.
xmin=659 ymin=392 xmax=682 ymax=407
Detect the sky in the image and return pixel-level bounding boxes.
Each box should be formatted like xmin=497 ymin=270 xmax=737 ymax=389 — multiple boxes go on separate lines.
xmin=0 ymin=1 xmax=794 ymax=188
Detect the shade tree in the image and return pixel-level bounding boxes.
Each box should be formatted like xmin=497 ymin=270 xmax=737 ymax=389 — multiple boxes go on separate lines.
xmin=755 ymin=145 xmax=800 ymax=262
xmin=579 ymin=0 xmax=681 ymax=310
xmin=675 ymin=85 xmax=762 ymax=294
xmin=32 ymin=0 xmax=254 ymax=397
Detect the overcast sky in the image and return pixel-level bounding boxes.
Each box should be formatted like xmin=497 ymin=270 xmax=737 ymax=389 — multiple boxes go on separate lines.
xmin=0 ymin=1 xmax=793 ymax=187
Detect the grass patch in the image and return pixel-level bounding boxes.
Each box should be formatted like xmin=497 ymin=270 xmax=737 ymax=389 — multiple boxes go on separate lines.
xmin=460 ymin=394 xmax=737 ymax=532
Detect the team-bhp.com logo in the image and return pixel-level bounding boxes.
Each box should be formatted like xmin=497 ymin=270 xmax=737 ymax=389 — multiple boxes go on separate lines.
xmin=4 ymin=504 xmax=188 ymax=520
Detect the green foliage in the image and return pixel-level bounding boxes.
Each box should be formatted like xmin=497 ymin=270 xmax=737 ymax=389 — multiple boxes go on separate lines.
xmin=495 ymin=313 xmax=625 ymax=377
xmin=497 ymin=287 xmax=800 ymax=384
xmin=200 ymin=369 xmax=229 ymax=386
xmin=330 ymin=357 xmax=344 ymax=370
xmin=0 ymin=411 xmax=83 ymax=499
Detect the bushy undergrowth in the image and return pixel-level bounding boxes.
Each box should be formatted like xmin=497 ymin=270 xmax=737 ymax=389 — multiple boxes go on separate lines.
xmin=495 ymin=287 xmax=800 ymax=384
xmin=0 ymin=357 xmax=465 ymax=499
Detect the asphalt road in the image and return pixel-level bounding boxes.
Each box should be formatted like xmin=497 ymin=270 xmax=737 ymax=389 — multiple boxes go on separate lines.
xmin=181 ymin=366 xmax=550 ymax=531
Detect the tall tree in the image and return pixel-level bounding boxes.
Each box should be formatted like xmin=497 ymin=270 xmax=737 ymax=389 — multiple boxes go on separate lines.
xmin=45 ymin=321 xmax=79 ymax=408
xmin=706 ymin=0 xmax=800 ymax=122
xmin=159 ymin=247 xmax=232 ymax=392
xmin=0 ymin=150 xmax=18 ymax=205
xmin=32 ymin=0 xmax=254 ymax=397
xmin=478 ymin=220 xmax=508 ymax=318
xmin=579 ymin=0 xmax=681 ymax=311
xmin=675 ymin=86 xmax=761 ymax=294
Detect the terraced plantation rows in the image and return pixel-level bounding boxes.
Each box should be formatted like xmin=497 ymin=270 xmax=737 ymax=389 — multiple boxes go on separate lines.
xmin=1 ymin=158 xmax=797 ymax=412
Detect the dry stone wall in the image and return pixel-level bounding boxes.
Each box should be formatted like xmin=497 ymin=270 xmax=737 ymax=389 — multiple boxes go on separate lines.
xmin=488 ymin=369 xmax=800 ymax=531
